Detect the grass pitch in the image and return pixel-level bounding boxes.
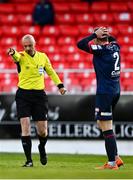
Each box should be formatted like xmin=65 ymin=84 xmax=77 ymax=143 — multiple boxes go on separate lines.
xmin=0 ymin=153 xmax=133 ymax=179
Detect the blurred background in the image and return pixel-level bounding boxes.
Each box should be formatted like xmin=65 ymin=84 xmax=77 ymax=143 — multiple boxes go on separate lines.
xmin=0 ymin=0 xmax=133 ymax=154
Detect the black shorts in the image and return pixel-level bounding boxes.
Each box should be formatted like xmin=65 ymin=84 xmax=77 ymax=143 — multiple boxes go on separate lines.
xmin=95 ymin=94 xmax=120 ymax=121
xmin=15 ymin=88 xmax=48 ymax=121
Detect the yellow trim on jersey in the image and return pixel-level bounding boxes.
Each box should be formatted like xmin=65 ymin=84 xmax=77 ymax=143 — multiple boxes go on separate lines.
xmin=12 ymin=51 xmax=62 ymax=90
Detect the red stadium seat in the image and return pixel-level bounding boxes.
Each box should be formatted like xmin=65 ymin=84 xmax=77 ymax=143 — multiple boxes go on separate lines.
xmin=53 ymin=61 xmax=69 ymax=69
xmin=70 ymin=2 xmax=90 ymax=13
xmin=53 ymin=3 xmax=70 ymax=13
xmin=48 ymin=53 xmax=65 ymax=62
xmin=78 ymin=61 xmax=93 ymax=69
xmin=118 ymin=36 xmax=133 ymax=45
xmin=117 ymin=25 xmax=133 ymax=35
xmin=60 ymin=45 xmax=78 ymax=54
xmin=1 ymin=79 xmax=17 ymax=92
xmin=1 ymin=26 xmax=22 ymax=37
xmin=67 ymin=78 xmax=81 ymax=87
xmin=125 ymin=53 xmax=133 ymax=64
xmin=93 ymin=13 xmax=114 ymax=25
xmin=67 ymin=53 xmax=85 ymax=62
xmin=121 ymin=45 xmax=133 ymax=55
xmin=18 ymin=14 xmax=33 ymax=25
xmin=0 ymin=37 xmax=17 ymax=46
xmin=128 ymin=2 xmax=133 ymax=11
xmin=78 ymin=25 xmax=94 ymax=36
xmin=60 ymin=25 xmax=79 ymax=37
xmin=38 ymin=37 xmax=56 ymax=45
xmin=123 ymin=79 xmax=133 ymax=91
xmin=108 ymin=26 xmax=118 ymax=36
xmin=21 ymin=26 xmax=40 ymax=37
xmin=0 ymin=14 xmax=18 ymax=25
xmin=41 ymin=45 xmax=59 ymax=54
xmin=58 ymin=36 xmax=76 ymax=45
xmin=15 ymin=3 xmax=35 ymax=14
xmin=109 ymin=2 xmax=128 ymax=12
xmin=113 ymin=13 xmax=131 ymax=23
xmin=69 ymin=61 xmax=82 ymax=69
xmin=76 ymin=14 xmax=93 ymax=25
xmin=91 ymin=2 xmax=109 ymax=12
xmin=56 ymin=13 xmax=75 ymax=24
xmin=0 ymin=4 xmax=14 ymax=13
xmin=42 ymin=26 xmax=60 ymax=36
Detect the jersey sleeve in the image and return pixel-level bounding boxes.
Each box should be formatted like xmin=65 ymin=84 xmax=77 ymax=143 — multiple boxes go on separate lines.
xmin=77 ymin=33 xmax=106 ymax=55
xmin=77 ymin=33 xmax=97 ymax=53
xmin=44 ymin=54 xmax=62 ymax=85
xmin=12 ymin=51 xmax=21 ymax=62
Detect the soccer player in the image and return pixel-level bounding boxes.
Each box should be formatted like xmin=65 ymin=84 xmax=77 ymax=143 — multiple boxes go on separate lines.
xmin=8 ymin=34 xmax=66 ymax=167
xmin=77 ymin=27 xmax=124 ymax=170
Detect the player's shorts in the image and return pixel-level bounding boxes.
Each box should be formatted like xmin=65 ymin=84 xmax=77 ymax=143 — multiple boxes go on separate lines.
xmin=95 ymin=94 xmax=120 ymax=121
xmin=15 ymin=88 xmax=48 ymax=121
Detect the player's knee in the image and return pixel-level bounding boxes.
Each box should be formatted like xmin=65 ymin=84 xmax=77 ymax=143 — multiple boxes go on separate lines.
xmin=21 ymin=125 xmax=30 ymax=136
xmin=38 ymin=129 xmax=48 ymax=137
xmin=98 ymin=120 xmax=112 ymax=131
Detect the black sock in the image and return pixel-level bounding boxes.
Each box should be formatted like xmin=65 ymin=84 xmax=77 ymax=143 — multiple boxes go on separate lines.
xmin=38 ymin=135 xmax=47 ymax=147
xmin=115 ymin=145 xmax=118 ymax=157
xmin=21 ymin=136 xmax=32 ymax=162
xmin=103 ymin=130 xmax=117 ymax=162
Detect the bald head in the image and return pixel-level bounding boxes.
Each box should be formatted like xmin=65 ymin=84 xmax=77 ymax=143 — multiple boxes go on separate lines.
xmin=22 ymin=34 xmax=36 ymax=56
xmin=22 ymin=34 xmax=36 ymax=45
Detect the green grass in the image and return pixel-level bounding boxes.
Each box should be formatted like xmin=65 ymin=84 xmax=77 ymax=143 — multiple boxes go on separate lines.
xmin=0 ymin=153 xmax=133 ymax=179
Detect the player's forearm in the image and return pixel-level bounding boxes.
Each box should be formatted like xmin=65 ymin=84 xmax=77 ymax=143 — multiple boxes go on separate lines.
xmin=77 ymin=33 xmax=97 ymax=52
xmin=49 ymin=71 xmax=62 ymax=86
xmin=12 ymin=51 xmax=21 ymax=62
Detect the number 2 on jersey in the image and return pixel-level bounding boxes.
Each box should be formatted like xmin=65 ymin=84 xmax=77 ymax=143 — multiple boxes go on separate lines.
xmin=113 ymin=52 xmax=120 ymax=71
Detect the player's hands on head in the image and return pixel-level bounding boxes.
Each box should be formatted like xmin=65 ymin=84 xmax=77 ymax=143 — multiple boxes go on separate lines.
xmin=59 ymin=88 xmax=67 ymax=95
xmin=7 ymin=48 xmax=15 ymax=56
xmin=95 ymin=27 xmax=109 ymax=39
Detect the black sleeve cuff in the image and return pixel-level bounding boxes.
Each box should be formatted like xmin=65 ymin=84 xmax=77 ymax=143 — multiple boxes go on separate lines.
xmin=57 ymin=83 xmax=64 ymax=89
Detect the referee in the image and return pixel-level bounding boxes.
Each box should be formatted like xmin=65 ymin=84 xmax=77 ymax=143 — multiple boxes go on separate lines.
xmin=8 ymin=34 xmax=66 ymax=167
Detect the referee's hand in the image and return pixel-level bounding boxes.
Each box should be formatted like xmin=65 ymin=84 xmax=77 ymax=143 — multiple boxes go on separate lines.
xmin=59 ymin=88 xmax=67 ymax=95
xmin=7 ymin=48 xmax=15 ymax=56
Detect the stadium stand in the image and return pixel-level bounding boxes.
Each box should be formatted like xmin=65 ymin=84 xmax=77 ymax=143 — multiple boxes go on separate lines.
xmin=0 ymin=0 xmax=133 ymax=93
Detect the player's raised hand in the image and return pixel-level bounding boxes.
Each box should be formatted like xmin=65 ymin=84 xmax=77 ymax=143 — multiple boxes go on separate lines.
xmin=59 ymin=87 xmax=67 ymax=95
xmin=7 ymin=48 xmax=15 ymax=56
xmin=95 ymin=27 xmax=108 ymax=39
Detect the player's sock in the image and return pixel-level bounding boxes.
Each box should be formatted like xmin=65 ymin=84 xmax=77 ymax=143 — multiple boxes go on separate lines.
xmin=38 ymin=135 xmax=47 ymax=148
xmin=103 ymin=130 xmax=117 ymax=162
xmin=38 ymin=135 xmax=47 ymax=165
xmin=21 ymin=136 xmax=32 ymax=162
xmin=115 ymin=144 xmax=118 ymax=158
